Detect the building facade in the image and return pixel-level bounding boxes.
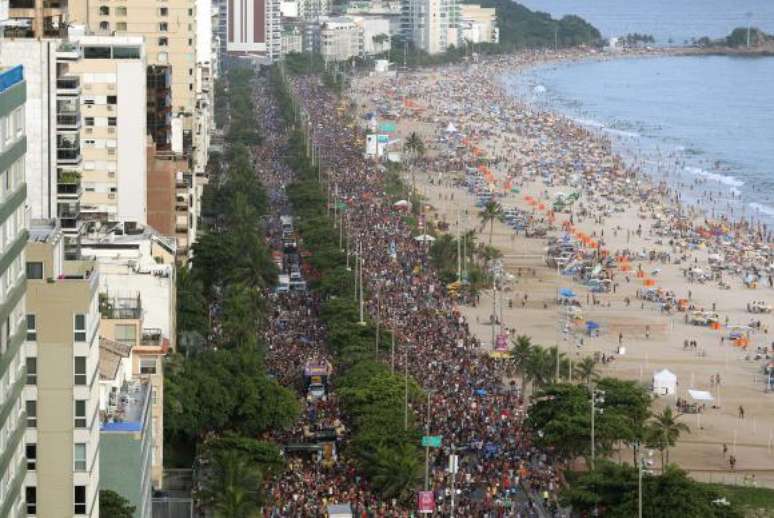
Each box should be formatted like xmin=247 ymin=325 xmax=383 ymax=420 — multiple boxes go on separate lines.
xmin=0 ymin=64 xmax=29 ymax=518
xmin=24 ymin=220 xmax=101 ymax=518
xmin=459 ymin=4 xmax=498 ymax=45
xmin=320 ymin=17 xmax=363 ymax=61
xmin=67 ymin=36 xmax=148 ymax=225
xmin=401 ymin=0 xmax=459 ymax=54
xmin=226 ymin=0 xmax=282 ymax=62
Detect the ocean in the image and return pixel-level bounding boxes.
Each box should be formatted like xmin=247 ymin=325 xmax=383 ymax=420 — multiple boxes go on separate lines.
xmin=517 ymin=0 xmax=774 ymax=44
xmin=503 ymin=55 xmax=774 ymax=225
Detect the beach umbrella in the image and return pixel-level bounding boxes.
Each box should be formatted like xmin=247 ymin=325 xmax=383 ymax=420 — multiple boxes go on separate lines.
xmin=559 ymin=288 xmax=576 ymax=298
xmin=393 ymin=200 xmax=411 ymax=210
xmin=414 ymin=234 xmax=436 ymax=243
xmin=586 ymin=321 xmax=600 ymax=331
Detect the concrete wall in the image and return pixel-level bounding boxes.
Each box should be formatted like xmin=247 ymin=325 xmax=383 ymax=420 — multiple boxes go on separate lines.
xmin=0 ymin=40 xmax=57 ymax=220
xmin=117 ymin=61 xmax=148 ymax=224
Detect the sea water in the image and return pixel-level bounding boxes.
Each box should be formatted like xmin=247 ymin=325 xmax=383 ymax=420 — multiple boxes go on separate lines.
xmin=503 ymin=55 xmax=774 ymax=226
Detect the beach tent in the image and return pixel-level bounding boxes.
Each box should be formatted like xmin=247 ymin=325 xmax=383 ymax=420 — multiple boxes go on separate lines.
xmin=652 ymin=369 xmax=677 ymax=396
xmin=414 ymin=234 xmax=436 ymax=243
xmin=687 ymin=389 xmax=714 ymax=402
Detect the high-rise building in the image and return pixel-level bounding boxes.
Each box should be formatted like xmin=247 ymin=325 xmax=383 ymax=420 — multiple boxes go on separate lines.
xmin=66 ymin=35 xmax=148 ymax=225
xmin=0 ymin=63 xmax=29 ymax=518
xmin=24 ymin=220 xmax=101 ymax=518
xmin=401 ymin=0 xmax=459 ymax=54
xmin=68 ymin=0 xmax=198 ymax=141
xmin=226 ymin=0 xmax=281 ymax=62
xmin=0 ymin=39 xmax=86 ymax=259
xmin=320 ymin=17 xmax=363 ymax=62
xmin=6 ymin=0 xmax=68 ymax=38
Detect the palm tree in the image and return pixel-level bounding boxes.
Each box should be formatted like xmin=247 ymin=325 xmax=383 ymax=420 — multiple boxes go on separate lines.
xmin=365 ymin=443 xmax=422 ymax=504
xmin=404 ymin=132 xmax=425 ymax=198
xmin=476 ymin=243 xmax=502 ymax=264
xmin=202 ymin=450 xmax=263 ymax=517
xmin=478 ymin=201 xmax=504 ymax=246
xmin=646 ymin=407 xmax=690 ymax=468
xmin=574 ymin=357 xmax=600 ymax=387
xmin=546 ymin=345 xmax=567 ymax=383
xmin=510 ymin=335 xmax=533 ymax=379
xmin=524 ymin=345 xmax=552 ymax=393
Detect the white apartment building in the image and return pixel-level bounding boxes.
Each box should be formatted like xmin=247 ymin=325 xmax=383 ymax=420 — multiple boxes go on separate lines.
xmin=67 ymin=36 xmax=147 ymax=225
xmin=24 ymin=221 xmax=101 ymax=518
xmin=320 ymin=17 xmax=363 ymax=61
xmin=459 ymin=4 xmax=498 ymax=45
xmin=401 ymin=0 xmax=459 ymax=54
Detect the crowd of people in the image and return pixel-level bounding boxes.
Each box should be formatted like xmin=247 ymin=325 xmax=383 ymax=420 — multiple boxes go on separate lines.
xmin=259 ymin=72 xmax=565 ymax=516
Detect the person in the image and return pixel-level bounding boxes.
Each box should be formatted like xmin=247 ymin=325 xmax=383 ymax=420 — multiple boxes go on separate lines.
xmin=738 ymin=405 xmax=744 ymax=419
xmin=722 ymin=443 xmax=728 ymax=457
xmin=645 ymin=325 xmax=650 ymax=339
xmin=618 ymin=332 xmax=623 ymax=346
xmin=729 ymin=455 xmax=736 ymax=470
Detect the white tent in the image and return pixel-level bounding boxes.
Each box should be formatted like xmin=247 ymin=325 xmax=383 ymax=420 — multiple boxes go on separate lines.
xmin=445 ymin=122 xmax=458 ymax=133
xmin=652 ymin=369 xmax=677 ymax=396
xmin=688 ymin=389 xmax=714 ymax=402
xmin=414 ymin=234 xmax=436 ymax=243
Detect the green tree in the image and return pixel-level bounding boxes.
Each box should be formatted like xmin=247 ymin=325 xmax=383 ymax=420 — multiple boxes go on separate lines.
xmin=574 ymin=356 xmax=600 ymax=387
xmin=510 ymin=334 xmax=533 ymax=378
xmin=99 ymin=489 xmax=135 ymax=518
xmin=201 ymin=449 xmax=263 ymax=518
xmin=220 ymin=284 xmax=260 ymax=349
xmin=363 ymin=443 xmax=422 ymax=503
xmin=404 ymin=131 xmax=425 ymax=198
xmin=646 ymin=406 xmax=690 ymax=467
xmin=176 ymin=265 xmax=209 ymax=347
xmin=478 ymin=201 xmax=504 ymax=246
xmin=561 ymin=461 xmax=743 ymax=518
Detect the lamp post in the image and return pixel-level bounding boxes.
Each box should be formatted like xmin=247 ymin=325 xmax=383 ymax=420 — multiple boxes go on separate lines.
xmin=424 ymin=390 xmax=433 ymax=490
xmin=590 ymin=388 xmax=605 ymax=470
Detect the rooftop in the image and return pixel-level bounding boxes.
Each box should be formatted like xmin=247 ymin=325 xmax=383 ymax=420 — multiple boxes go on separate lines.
xmin=0 ymin=65 xmax=24 ymax=94
xmin=101 ymin=379 xmax=150 ymax=433
xmin=29 ymin=219 xmax=61 ymax=244
xmin=82 ymin=221 xmax=177 ymax=256
xmin=99 ymin=337 xmax=132 ymax=381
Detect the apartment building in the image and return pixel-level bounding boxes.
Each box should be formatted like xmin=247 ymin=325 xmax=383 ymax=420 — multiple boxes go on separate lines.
xmin=0 ymin=64 xmax=29 ymax=518
xmin=459 ymin=4 xmax=498 ymax=45
xmin=6 ymin=0 xmax=68 ymax=38
xmin=320 ymin=17 xmax=363 ymax=61
xmin=99 ymin=374 xmax=153 ymax=518
xmin=24 ymin=220 xmax=100 ymax=518
xmin=0 ymin=39 xmax=87 ymax=259
xmin=226 ymin=0 xmax=282 ymax=62
xmin=67 ymin=35 xmax=147 ymax=225
xmin=78 ymin=220 xmax=174 ymax=487
xmin=69 ymin=0 xmax=198 ymax=141
xmin=401 ymin=0 xmax=459 ymax=54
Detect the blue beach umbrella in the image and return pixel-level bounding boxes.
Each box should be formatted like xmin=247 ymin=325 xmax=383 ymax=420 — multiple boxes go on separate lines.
xmin=559 ymin=288 xmax=576 ymax=298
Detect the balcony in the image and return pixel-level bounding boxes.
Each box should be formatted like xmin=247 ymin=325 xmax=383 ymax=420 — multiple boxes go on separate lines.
xmin=99 ymin=294 xmax=142 ymax=320
xmin=140 ymin=328 xmax=163 ymax=347
xmin=56 ymin=76 xmax=80 ymax=95
xmin=57 ymin=202 xmax=80 ymax=219
xmin=57 ymin=113 xmax=81 ymax=130
xmin=57 ymin=147 xmax=81 ymax=164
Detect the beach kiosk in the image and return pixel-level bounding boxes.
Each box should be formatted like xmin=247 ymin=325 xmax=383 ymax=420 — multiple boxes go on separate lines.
xmin=652 ymin=369 xmax=677 ymax=396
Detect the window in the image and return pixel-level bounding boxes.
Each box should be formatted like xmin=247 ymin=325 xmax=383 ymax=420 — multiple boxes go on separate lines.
xmin=114 ymin=324 xmax=136 ymax=345
xmin=140 ymin=357 xmax=157 ymax=374
xmin=115 ymin=6 xmax=127 ymax=15
xmin=26 ymin=400 xmax=37 ymax=428
xmin=84 ymin=117 xmax=94 ymax=127
xmin=99 ymin=5 xmax=109 ymax=15
xmin=26 ymin=314 xmax=36 ymax=341
xmin=26 ymin=444 xmax=36 ymax=471
xmin=26 ymin=357 xmax=36 ymax=385
xmin=159 ymin=7 xmax=168 ymax=15
xmin=74 ymin=443 xmax=87 ymax=471
xmin=74 ymin=400 xmax=87 ymax=428
xmin=99 ymin=21 xmax=110 ymax=32
xmin=26 ymin=486 xmax=36 ymax=515
xmin=74 ymin=314 xmax=86 ymax=342
xmin=108 ymin=117 xmax=117 ymax=127
xmin=158 ymin=37 xmax=169 ymax=46
xmin=107 ymin=95 xmax=117 ymax=105
xmin=74 ymin=485 xmax=87 ymax=514
xmin=26 ymin=262 xmax=43 ymax=280
xmin=159 ymin=22 xmax=168 ymax=32
xmin=74 ymin=356 xmax=87 ymax=385
xmin=116 ymin=21 xmax=127 ymax=31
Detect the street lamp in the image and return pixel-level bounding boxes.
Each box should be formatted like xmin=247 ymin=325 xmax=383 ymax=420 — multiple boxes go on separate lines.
xmin=590 ymin=388 xmax=605 ymax=470
xmin=637 ymin=446 xmax=654 ymax=518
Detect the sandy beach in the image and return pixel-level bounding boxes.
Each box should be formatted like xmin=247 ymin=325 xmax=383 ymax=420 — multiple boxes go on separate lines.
xmin=352 ymin=50 xmax=774 ymax=487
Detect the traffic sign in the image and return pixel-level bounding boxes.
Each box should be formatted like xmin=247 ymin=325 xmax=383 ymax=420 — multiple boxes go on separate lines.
xmin=421 ymin=435 xmax=442 ymax=448
xmin=417 ymin=491 xmax=435 ymax=513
